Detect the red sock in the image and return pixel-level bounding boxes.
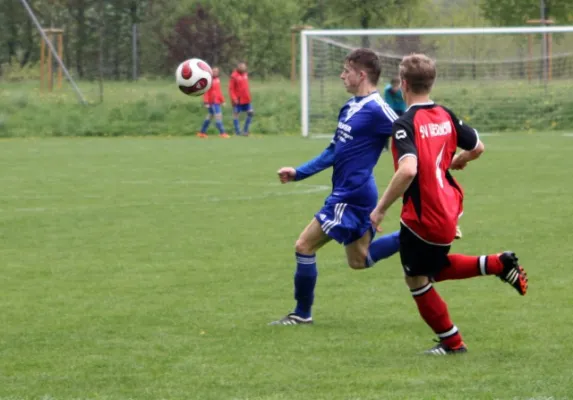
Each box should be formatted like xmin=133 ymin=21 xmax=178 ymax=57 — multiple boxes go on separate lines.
xmin=434 ymin=254 xmax=504 ymax=282
xmin=411 ymin=283 xmax=463 ymax=349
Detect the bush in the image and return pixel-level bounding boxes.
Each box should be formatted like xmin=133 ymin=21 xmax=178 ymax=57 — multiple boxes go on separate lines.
xmin=1 ymin=78 xmax=572 ymax=137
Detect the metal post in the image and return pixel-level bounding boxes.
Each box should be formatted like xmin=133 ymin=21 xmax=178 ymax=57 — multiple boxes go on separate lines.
xmin=132 ymin=23 xmax=138 ymax=81
xmin=301 ymin=31 xmax=309 ymax=137
xmin=40 ymin=36 xmax=45 ymax=91
xmin=540 ymin=0 xmax=548 ymax=85
xmin=57 ymin=32 xmax=63 ymax=89
xmin=548 ymin=32 xmax=552 ymax=81
xmin=528 ymin=34 xmax=533 ymax=82
xmin=19 ymin=0 xmax=87 ymax=104
xmin=291 ymin=28 xmax=296 ymax=85
xmin=47 ymin=32 xmax=53 ymax=91
xmin=99 ymin=0 xmax=104 ymax=102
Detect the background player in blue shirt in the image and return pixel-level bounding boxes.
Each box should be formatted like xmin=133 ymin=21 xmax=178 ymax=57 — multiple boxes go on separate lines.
xmin=383 ymin=77 xmax=406 ymax=116
xmin=270 ymin=48 xmax=402 ymax=325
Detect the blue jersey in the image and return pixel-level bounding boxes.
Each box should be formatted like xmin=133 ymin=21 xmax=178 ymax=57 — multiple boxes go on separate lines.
xmin=295 ymin=92 xmax=397 ymax=209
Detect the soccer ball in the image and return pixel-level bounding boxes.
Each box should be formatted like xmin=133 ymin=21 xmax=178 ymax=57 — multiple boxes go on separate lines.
xmin=175 ymin=58 xmax=213 ymax=96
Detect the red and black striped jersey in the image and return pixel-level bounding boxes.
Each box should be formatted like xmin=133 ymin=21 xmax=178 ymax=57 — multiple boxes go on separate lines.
xmin=391 ymin=102 xmax=480 ymax=245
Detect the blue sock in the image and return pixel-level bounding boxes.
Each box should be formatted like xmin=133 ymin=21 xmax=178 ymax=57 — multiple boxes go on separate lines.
xmin=215 ymin=120 xmax=225 ymax=134
xmin=233 ymin=119 xmax=240 ymax=134
xmin=200 ymin=119 xmax=210 ymax=133
xmin=293 ymin=253 xmax=317 ymax=318
xmin=243 ymin=115 xmax=253 ymax=133
xmin=366 ymin=230 xmax=400 ymax=267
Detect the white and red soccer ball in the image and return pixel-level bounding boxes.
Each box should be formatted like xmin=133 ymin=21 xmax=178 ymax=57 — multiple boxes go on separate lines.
xmin=175 ymin=58 xmax=213 ymax=96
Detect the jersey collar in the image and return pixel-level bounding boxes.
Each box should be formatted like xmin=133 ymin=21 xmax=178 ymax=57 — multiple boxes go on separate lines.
xmin=406 ymin=101 xmax=435 ymax=111
xmin=354 ymin=90 xmax=379 ymax=101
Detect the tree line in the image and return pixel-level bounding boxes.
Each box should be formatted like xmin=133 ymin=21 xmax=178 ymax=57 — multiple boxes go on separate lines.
xmin=1 ymin=0 xmax=573 ymax=80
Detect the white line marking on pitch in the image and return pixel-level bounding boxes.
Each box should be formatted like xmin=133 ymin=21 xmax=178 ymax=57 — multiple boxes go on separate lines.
xmin=0 ymin=181 xmax=326 ymax=200
xmin=0 ymin=183 xmax=330 ymax=214
xmin=563 ymin=133 xmax=573 ymax=137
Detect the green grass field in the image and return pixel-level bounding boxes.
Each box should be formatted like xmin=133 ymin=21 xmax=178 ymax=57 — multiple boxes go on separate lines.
xmin=1 ymin=133 xmax=572 ymax=400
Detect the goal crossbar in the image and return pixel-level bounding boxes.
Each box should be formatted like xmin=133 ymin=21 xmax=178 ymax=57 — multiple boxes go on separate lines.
xmin=302 ymin=26 xmax=573 ymax=37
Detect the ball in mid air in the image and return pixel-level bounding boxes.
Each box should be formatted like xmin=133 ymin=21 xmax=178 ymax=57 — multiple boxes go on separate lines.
xmin=175 ymin=58 xmax=213 ymax=96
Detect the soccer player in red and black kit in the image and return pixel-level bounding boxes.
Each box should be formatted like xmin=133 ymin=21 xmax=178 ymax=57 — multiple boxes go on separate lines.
xmin=370 ymin=54 xmax=529 ymax=355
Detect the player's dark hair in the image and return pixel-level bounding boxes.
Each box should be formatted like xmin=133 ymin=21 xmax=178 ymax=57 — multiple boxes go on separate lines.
xmin=399 ymin=54 xmax=436 ymax=94
xmin=345 ymin=48 xmax=381 ymax=85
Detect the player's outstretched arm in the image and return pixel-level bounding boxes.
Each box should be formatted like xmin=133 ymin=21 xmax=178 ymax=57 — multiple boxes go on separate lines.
xmin=277 ymin=145 xmax=334 ymax=184
xmin=290 ymin=144 xmax=335 ymax=182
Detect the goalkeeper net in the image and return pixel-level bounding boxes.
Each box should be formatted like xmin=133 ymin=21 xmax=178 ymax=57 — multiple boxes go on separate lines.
xmin=300 ymin=27 xmax=573 ymax=137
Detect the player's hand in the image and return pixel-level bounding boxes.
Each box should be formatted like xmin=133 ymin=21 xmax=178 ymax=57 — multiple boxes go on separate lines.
xmin=204 ymin=103 xmax=210 ymax=109
xmin=277 ymin=167 xmax=296 ymax=184
xmin=370 ymin=208 xmax=386 ymax=233
xmin=450 ymin=154 xmax=468 ymax=170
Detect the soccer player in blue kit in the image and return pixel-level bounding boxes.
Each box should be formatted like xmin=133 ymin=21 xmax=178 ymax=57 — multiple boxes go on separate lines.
xmin=270 ymin=48 xmax=402 ymax=325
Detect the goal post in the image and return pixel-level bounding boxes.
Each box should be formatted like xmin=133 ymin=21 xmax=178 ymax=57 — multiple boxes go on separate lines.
xmin=300 ymin=26 xmax=573 ymax=137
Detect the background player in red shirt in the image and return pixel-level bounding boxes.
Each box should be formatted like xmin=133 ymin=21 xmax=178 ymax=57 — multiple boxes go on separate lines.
xmin=370 ymin=54 xmax=529 ymax=355
xmin=197 ymin=67 xmax=229 ymax=138
xmin=229 ymin=62 xmax=253 ymax=136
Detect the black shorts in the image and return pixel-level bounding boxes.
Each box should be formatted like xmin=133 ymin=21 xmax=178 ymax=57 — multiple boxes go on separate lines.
xmin=399 ymin=224 xmax=451 ymax=277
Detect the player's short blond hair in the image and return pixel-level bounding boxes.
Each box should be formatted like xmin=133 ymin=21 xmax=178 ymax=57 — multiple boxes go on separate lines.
xmin=399 ymin=54 xmax=436 ymax=94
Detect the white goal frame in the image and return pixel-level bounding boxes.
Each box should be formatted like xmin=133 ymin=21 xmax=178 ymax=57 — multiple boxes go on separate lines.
xmin=300 ymin=26 xmax=573 ymax=137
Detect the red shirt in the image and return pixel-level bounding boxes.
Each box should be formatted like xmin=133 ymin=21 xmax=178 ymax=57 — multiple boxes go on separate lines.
xmin=229 ymin=69 xmax=251 ymax=105
xmin=203 ymin=77 xmax=225 ymax=105
xmin=391 ymin=103 xmax=479 ymax=245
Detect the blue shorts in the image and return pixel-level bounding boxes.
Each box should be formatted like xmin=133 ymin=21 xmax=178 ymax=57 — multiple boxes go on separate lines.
xmin=207 ymin=104 xmax=222 ymax=114
xmin=233 ymin=103 xmax=253 ymax=113
xmin=314 ymin=202 xmax=375 ymax=245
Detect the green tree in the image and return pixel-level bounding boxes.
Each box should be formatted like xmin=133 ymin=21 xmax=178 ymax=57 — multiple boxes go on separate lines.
xmin=323 ymin=0 xmax=421 ymax=47
xmin=208 ymin=0 xmax=303 ymax=77
xmin=0 ymin=0 xmax=36 ymax=68
xmin=480 ymin=0 xmax=573 ymax=25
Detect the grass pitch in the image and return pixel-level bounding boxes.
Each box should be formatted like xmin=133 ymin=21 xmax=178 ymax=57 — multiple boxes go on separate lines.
xmin=0 ymin=133 xmax=572 ymax=399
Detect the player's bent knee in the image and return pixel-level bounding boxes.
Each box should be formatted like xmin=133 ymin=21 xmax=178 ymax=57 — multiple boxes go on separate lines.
xmin=348 ymin=259 xmax=366 ymax=270
xmin=347 ymin=253 xmax=368 ymax=270
xmin=405 ymin=275 xmax=429 ymax=289
xmin=295 ymin=238 xmax=313 ymax=255
xmin=346 ymin=245 xmax=369 ymax=270
xmin=247 ymin=110 xmax=254 ymax=117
